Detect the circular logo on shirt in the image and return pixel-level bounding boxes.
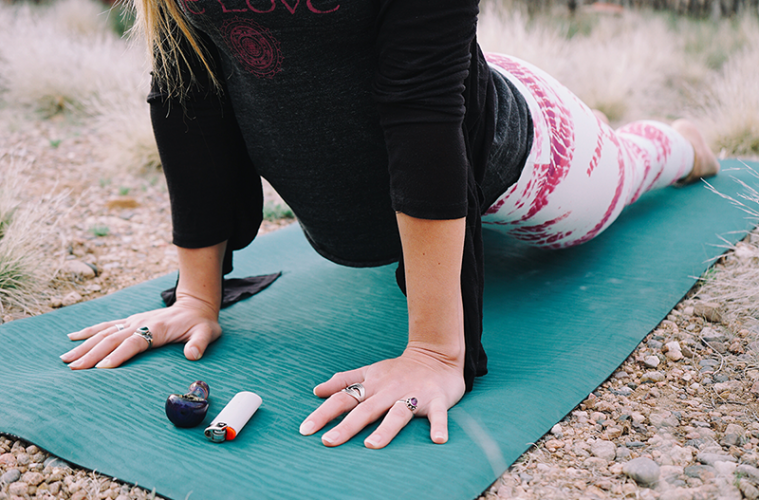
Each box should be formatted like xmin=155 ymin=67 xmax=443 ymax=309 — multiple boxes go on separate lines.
xmin=221 ymin=18 xmax=283 ymax=79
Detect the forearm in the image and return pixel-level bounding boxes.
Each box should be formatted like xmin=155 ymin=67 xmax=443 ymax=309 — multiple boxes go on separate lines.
xmin=175 ymin=241 xmax=227 ymax=317
xmin=396 ymin=213 xmax=466 ymax=362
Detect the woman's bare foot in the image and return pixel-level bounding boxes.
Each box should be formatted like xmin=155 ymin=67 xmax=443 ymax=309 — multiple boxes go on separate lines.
xmin=672 ymin=119 xmax=720 ymax=184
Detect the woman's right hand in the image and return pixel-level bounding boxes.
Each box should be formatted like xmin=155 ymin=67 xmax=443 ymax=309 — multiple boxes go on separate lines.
xmin=60 ymin=294 xmax=222 ymax=370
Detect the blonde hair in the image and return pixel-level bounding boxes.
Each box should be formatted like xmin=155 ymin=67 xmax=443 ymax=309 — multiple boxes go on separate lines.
xmin=133 ymin=0 xmax=220 ymax=97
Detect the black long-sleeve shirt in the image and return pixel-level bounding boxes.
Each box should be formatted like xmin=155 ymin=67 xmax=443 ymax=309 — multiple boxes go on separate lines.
xmin=148 ymin=0 xmax=532 ymax=390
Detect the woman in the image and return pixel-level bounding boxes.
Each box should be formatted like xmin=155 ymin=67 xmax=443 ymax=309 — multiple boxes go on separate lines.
xmin=60 ymin=0 xmax=719 ymax=449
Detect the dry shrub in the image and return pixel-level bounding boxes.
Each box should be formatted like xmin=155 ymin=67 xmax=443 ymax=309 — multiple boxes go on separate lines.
xmin=479 ymin=7 xmax=692 ymax=124
xmin=0 ymin=0 xmax=157 ymax=172
xmin=479 ymin=5 xmax=758 ymax=155
xmin=0 ymin=153 xmax=67 ymax=314
xmin=694 ymin=17 xmax=759 ymax=157
xmin=700 ymin=165 xmax=759 ymax=320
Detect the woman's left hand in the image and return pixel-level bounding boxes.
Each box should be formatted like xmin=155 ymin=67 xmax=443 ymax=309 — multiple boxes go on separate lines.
xmin=299 ymin=344 xmax=465 ymax=449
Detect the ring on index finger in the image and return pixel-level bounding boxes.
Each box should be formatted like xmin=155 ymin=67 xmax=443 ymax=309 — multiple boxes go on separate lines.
xmin=341 ymin=383 xmax=366 ymax=403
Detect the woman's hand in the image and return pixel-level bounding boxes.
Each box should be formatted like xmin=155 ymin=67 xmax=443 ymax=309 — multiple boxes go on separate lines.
xmin=61 ymin=241 xmax=227 ymax=370
xmin=299 ymin=343 xmax=465 ymax=449
xmin=60 ymin=295 xmax=222 ymax=369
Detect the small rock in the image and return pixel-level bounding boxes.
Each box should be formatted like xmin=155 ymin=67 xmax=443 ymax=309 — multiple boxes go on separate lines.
xmin=48 ymin=482 xmax=61 ymax=495
xmin=0 ymin=453 xmax=17 ymax=466
xmin=106 ymin=197 xmax=139 ymax=210
xmin=659 ymin=488 xmax=694 ymax=500
xmin=665 ymin=342 xmax=683 ymax=361
xmin=740 ymin=479 xmax=759 ymax=500
xmin=722 ymin=423 xmax=744 ymax=447
xmin=583 ymin=457 xmax=609 ymax=469
xmin=550 ymin=424 xmax=562 ymax=437
xmin=47 ymin=468 xmax=66 ymax=482
xmin=648 ymin=340 xmax=664 ymax=350
xmin=43 ymin=457 xmax=69 ymax=469
xmin=518 ymin=473 xmax=533 ymax=484
xmin=545 ymin=439 xmax=564 ymax=452
xmin=644 ymin=356 xmax=660 ymax=368
xmin=62 ymin=291 xmax=83 ymax=307
xmin=0 ymin=469 xmax=21 ymax=484
xmin=616 ymin=446 xmax=632 ymax=460
xmin=61 ymin=260 xmax=96 ymax=279
xmin=641 ymin=371 xmax=665 ymax=383
xmin=696 ymin=452 xmax=737 ymax=465
xmin=591 ymin=440 xmax=616 ymax=461
xmin=736 ymin=464 xmax=759 ymax=481
xmin=713 ymin=460 xmax=737 ymax=476
xmin=8 ymin=482 xmax=28 ymax=496
xmin=20 ymin=472 xmax=43 ymax=486
xmin=115 ymin=496 xmax=129 ymax=500
xmin=684 ymin=464 xmax=715 ymax=479
xmin=15 ymin=453 xmax=30 ymax=466
xmin=71 ymin=489 xmax=88 ymax=500
xmin=694 ymin=302 xmax=723 ymax=323
xmin=650 ymin=411 xmax=679 ymax=428
xmin=623 ymin=457 xmax=660 ymax=487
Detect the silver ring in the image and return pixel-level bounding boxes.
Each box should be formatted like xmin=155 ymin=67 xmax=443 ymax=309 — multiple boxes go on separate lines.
xmin=133 ymin=326 xmax=153 ymax=349
xmin=341 ymin=383 xmax=366 ymax=403
xmin=115 ymin=324 xmax=125 ymax=331
xmin=398 ymin=397 xmax=418 ymax=412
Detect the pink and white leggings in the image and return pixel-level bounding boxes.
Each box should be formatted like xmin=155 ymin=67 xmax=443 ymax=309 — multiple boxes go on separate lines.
xmin=483 ymin=54 xmax=695 ymax=249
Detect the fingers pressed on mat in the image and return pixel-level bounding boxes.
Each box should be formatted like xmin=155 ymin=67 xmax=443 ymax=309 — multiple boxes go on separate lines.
xmin=68 ymin=331 xmax=140 ymax=369
xmin=427 ymin=399 xmax=449 ymax=444
xmin=95 ymin=335 xmax=151 ymax=369
xmin=67 ymin=320 xmax=124 ymax=341
xmin=313 ymin=369 xmax=365 ymax=398
xmin=364 ymin=401 xmax=414 ymax=449
xmin=184 ymin=324 xmax=215 ymax=361
xmin=61 ymin=326 xmax=122 ymax=363
xmin=299 ymin=392 xmax=359 ymax=436
xmin=321 ymin=394 xmax=395 ymax=447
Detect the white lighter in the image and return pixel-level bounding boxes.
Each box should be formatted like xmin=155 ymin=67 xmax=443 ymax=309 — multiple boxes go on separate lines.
xmin=204 ymin=391 xmax=263 ymax=443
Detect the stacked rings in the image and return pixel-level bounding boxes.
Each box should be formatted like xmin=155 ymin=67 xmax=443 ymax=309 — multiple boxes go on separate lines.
xmin=133 ymin=326 xmax=153 ymax=349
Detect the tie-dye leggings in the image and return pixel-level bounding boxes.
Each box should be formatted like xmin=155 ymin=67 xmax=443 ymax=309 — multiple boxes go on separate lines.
xmin=483 ymin=54 xmax=695 ymax=249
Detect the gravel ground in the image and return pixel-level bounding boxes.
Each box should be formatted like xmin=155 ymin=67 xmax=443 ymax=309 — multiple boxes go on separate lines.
xmin=2 ymin=109 xmax=759 ymax=500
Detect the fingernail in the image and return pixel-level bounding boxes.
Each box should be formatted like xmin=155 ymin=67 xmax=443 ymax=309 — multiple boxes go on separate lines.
xmin=312 ymin=387 xmax=318 ymax=396
xmin=95 ymin=358 xmax=112 ymax=369
xmin=68 ymin=360 xmax=82 ymax=369
xmin=67 ymin=333 xmax=76 ymax=339
xmin=299 ymin=421 xmax=315 ymax=436
xmin=59 ymin=352 xmax=73 ymax=362
xmin=364 ymin=435 xmax=380 ymax=448
xmin=188 ymin=346 xmax=201 ymax=361
xmin=433 ymin=432 xmax=446 ymax=443
xmin=322 ymin=430 xmax=339 ymax=445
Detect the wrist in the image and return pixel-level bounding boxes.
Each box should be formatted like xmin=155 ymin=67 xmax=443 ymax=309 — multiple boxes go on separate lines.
xmin=173 ymin=291 xmax=221 ymax=319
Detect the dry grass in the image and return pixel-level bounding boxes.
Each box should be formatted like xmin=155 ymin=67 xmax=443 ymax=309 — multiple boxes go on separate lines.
xmin=479 ymin=5 xmax=759 ymax=156
xmin=0 ymin=153 xmax=67 ymax=314
xmin=0 ymin=0 xmax=156 ymax=171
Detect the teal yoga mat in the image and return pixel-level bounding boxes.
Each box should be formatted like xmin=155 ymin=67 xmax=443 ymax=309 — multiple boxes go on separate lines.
xmin=1 ymin=160 xmax=757 ymax=500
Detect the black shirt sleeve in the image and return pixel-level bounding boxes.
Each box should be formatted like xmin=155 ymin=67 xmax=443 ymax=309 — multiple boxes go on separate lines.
xmin=373 ymin=0 xmax=480 ymax=220
xmin=375 ymin=0 xmax=490 ymax=391
xmin=148 ymin=28 xmax=263 ymax=274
